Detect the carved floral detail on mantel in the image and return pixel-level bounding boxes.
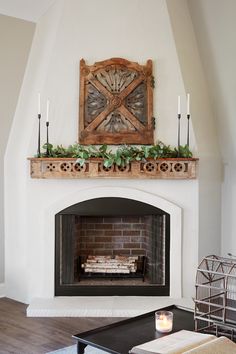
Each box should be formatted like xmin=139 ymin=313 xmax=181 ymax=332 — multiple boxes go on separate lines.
xmin=28 ymin=157 xmax=198 ymax=179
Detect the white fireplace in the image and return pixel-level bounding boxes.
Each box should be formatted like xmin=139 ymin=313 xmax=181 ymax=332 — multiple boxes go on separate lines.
xmin=25 ymin=183 xmax=197 ymax=317
xmin=5 ymin=179 xmax=198 ymax=303
xmin=49 ymin=186 xmax=185 ymax=297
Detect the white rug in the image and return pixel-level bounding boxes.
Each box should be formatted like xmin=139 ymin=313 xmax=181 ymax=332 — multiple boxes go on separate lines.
xmin=47 ymin=345 xmax=76 ymax=354
xmin=47 ymin=344 xmax=107 ymax=354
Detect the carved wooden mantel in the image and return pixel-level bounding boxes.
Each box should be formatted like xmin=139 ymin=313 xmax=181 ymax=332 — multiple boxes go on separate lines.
xmin=28 ymin=157 xmax=198 ymax=179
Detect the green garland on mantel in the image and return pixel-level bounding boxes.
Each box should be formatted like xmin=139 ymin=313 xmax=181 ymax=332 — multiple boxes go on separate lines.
xmin=40 ymin=142 xmax=193 ymax=168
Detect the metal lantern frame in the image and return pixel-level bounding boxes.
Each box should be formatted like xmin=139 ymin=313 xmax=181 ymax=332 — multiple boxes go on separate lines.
xmin=194 ymin=255 xmax=236 ymax=340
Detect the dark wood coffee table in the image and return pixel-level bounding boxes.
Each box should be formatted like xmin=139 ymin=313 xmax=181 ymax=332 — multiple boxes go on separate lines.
xmin=73 ymin=305 xmax=194 ymax=354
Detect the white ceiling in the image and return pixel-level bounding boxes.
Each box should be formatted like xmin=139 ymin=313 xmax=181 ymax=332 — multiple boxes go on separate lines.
xmin=0 ymin=0 xmax=57 ymax=22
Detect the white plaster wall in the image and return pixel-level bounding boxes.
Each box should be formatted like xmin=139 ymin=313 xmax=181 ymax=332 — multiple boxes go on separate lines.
xmin=188 ymin=0 xmax=236 ymax=257
xmin=4 ymin=0 xmax=64 ymax=303
xmin=0 ymin=0 xmax=57 ymax=22
xmin=4 ymin=0 xmax=219 ymax=304
xmin=166 ymin=0 xmax=222 ymax=261
xmin=0 ymin=15 xmax=35 ymax=290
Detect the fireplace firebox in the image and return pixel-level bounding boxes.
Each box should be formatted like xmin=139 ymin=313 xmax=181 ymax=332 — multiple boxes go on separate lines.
xmin=55 ymin=197 xmax=170 ymax=296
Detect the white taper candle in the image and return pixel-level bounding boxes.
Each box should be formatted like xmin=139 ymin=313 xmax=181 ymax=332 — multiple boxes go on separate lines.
xmin=178 ymin=96 xmax=181 ymax=115
xmin=46 ymin=99 xmax=50 ymax=122
xmin=187 ymin=93 xmax=190 ymax=115
xmin=38 ymin=93 xmax=41 ymax=115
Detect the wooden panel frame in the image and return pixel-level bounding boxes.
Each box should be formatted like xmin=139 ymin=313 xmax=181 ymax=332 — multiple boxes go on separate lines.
xmin=79 ymin=58 xmax=154 ymax=145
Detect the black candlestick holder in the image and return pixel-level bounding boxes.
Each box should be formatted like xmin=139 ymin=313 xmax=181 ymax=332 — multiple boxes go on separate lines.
xmin=46 ymin=121 xmax=50 ymax=156
xmin=37 ymin=113 xmax=41 ymax=157
xmin=187 ymin=114 xmax=190 ymax=147
xmin=177 ymin=113 xmax=181 ymax=156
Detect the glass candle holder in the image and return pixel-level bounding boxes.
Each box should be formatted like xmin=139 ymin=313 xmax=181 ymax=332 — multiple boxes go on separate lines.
xmin=155 ymin=311 xmax=173 ymax=333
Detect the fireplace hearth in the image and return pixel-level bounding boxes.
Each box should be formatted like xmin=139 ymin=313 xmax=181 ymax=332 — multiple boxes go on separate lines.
xmin=55 ymin=197 xmax=170 ymax=296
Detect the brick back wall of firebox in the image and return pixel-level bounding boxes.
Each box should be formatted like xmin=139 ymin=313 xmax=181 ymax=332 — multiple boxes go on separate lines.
xmin=75 ymin=216 xmax=151 ymax=257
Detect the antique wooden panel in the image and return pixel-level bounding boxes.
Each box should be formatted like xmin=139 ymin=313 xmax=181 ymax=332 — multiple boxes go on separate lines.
xmin=79 ymin=58 xmax=154 ymax=144
xmin=29 ymin=158 xmax=198 ymax=179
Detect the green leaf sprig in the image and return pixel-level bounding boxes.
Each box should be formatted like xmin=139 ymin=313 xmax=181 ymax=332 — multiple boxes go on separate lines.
xmin=40 ymin=142 xmax=193 ymax=167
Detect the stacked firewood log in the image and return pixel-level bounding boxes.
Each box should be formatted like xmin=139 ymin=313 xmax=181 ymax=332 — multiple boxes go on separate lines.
xmin=81 ymin=255 xmax=138 ymax=274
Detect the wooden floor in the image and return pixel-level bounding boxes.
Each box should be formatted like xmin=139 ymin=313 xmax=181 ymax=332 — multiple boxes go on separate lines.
xmin=0 ymin=297 xmax=124 ymax=354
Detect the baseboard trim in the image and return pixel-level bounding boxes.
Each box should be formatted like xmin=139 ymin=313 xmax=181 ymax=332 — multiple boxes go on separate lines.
xmin=0 ymin=283 xmax=5 ymax=298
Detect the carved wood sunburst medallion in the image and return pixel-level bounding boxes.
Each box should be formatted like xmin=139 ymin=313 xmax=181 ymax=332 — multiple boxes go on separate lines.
xmin=79 ymin=58 xmax=154 ymax=144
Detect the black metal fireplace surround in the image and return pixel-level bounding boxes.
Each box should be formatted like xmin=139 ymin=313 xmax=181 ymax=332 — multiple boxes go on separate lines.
xmin=55 ymin=197 xmax=170 ymax=296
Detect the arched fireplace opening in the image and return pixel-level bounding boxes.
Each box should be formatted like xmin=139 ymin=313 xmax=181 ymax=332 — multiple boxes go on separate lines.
xmin=55 ymin=197 xmax=170 ymax=296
